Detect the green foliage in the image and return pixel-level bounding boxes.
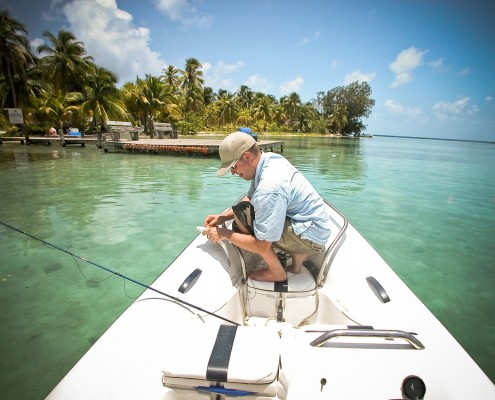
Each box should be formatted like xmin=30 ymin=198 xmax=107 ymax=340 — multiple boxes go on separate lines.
xmin=0 ymin=122 xmax=20 ymax=136
xmin=0 ymin=10 xmax=35 ymax=108
xmin=176 ymin=112 xmax=202 ymax=135
xmin=316 ymin=81 xmax=375 ymax=136
xmin=0 ymin=12 xmax=375 ymax=136
xmin=312 ymin=118 xmax=328 ymax=134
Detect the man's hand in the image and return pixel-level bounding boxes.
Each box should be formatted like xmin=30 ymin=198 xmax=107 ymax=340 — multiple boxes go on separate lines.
xmin=204 ymin=214 xmax=221 ymax=227
xmin=204 ymin=209 xmax=234 ymax=227
xmin=202 ymin=226 xmax=228 ymax=242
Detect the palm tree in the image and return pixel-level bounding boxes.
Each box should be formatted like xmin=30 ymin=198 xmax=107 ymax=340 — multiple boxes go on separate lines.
xmin=66 ymin=66 xmax=128 ymax=145
xmin=281 ymin=92 xmax=302 ymax=130
xmin=136 ymin=74 xmax=174 ymax=138
xmin=181 ymin=58 xmax=204 ymax=113
xmin=203 ymin=86 xmax=216 ymax=105
xmin=0 ymin=10 xmax=34 ymax=108
xmin=181 ymin=58 xmax=204 ymax=91
xmin=216 ymin=92 xmax=237 ymax=126
xmin=121 ymin=81 xmax=145 ymax=127
xmin=160 ymin=64 xmax=182 ymax=91
xmin=37 ymin=30 xmax=93 ymax=95
xmin=294 ymin=103 xmax=315 ymax=133
xmin=0 ymin=59 xmax=43 ymax=110
xmin=271 ymin=104 xmax=287 ymax=130
xmin=328 ymin=104 xmax=348 ymax=135
xmin=236 ymin=108 xmax=253 ymax=127
xmin=236 ymin=85 xmax=255 ymax=109
xmin=252 ymin=94 xmax=274 ymax=131
xmin=203 ymin=103 xmax=219 ymax=128
xmin=37 ymin=85 xmax=71 ymax=134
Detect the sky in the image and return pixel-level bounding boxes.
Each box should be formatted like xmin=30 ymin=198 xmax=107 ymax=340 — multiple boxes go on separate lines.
xmin=2 ymin=0 xmax=495 ymax=141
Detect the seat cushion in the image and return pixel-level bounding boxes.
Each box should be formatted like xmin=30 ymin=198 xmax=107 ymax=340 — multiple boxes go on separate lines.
xmin=162 ymin=324 xmax=280 ymax=395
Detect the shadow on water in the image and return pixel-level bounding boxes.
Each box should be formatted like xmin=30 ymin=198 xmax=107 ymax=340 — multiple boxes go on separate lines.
xmin=43 ymin=261 xmax=63 ymax=274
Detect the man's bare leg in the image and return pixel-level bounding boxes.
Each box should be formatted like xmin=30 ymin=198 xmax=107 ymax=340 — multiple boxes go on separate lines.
xmin=249 ymin=266 xmax=287 ymax=282
xmin=232 ymin=214 xmax=287 ymax=282
xmin=249 ymin=246 xmax=287 ymax=282
xmin=288 ymin=253 xmax=309 ymax=273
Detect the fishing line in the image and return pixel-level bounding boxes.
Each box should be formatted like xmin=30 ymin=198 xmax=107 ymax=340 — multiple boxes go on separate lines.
xmin=68 ymin=255 xmax=136 ymax=299
xmin=70 ymin=255 xmax=115 ymax=283
xmin=0 ymin=220 xmax=240 ymax=326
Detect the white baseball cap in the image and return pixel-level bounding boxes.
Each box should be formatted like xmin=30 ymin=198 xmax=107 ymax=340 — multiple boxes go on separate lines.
xmin=216 ymin=132 xmax=256 ymax=176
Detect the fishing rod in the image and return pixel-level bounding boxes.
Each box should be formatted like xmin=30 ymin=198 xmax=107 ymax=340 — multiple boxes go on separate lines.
xmin=0 ymin=220 xmax=240 ymax=326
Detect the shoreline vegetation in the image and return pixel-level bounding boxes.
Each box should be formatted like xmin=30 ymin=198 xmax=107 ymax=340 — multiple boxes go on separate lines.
xmin=2 ymin=129 xmax=494 ymax=146
xmin=1 ymin=10 xmax=374 ymax=141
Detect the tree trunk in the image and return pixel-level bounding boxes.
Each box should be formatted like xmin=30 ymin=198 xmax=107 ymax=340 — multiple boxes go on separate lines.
xmin=147 ymin=115 xmax=155 ymax=139
xmin=22 ymin=123 xmax=29 ymax=143
xmin=6 ymin=64 xmax=17 ymax=110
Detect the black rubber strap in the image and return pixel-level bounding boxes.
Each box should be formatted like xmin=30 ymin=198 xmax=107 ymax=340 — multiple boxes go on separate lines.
xmin=206 ymin=325 xmax=238 ymax=382
xmin=274 ymin=280 xmax=288 ymax=292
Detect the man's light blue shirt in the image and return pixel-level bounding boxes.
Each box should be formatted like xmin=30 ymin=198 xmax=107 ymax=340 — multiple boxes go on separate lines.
xmin=247 ymin=152 xmax=331 ymax=245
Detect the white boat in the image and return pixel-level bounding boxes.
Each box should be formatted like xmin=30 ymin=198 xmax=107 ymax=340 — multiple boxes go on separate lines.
xmin=46 ymin=199 xmax=495 ymax=399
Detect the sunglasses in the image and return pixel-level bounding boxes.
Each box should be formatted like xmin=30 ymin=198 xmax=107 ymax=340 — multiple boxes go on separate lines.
xmin=231 ymin=154 xmax=243 ymax=171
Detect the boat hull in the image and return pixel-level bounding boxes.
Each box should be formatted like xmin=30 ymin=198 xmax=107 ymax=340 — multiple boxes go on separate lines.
xmin=46 ymin=202 xmax=495 ymax=399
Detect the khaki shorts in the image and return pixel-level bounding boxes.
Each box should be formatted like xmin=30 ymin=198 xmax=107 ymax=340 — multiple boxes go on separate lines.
xmin=232 ymin=201 xmax=325 ymax=255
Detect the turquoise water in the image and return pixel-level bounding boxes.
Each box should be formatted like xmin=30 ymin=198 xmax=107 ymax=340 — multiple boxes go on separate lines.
xmin=0 ymin=136 xmax=493 ymax=398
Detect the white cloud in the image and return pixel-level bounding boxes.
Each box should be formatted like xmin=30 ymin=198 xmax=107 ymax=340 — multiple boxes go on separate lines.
xmin=202 ymin=62 xmax=212 ymax=74
xmin=245 ymin=74 xmax=273 ymax=94
xmin=215 ymin=61 xmax=245 ymax=74
xmin=384 ymin=99 xmax=422 ymax=118
xmin=299 ymin=31 xmax=320 ymax=46
xmin=344 ymin=70 xmax=376 ymax=85
xmin=432 ymin=97 xmax=479 ymax=120
xmin=384 ymin=99 xmax=404 ymax=113
xmin=203 ymin=60 xmax=245 ymax=92
xmin=30 ymin=38 xmax=45 ymax=51
xmin=429 ymin=58 xmax=446 ymax=72
xmin=280 ymin=76 xmax=304 ymax=96
xmin=61 ymin=0 xmax=165 ymax=85
xmin=154 ymin=0 xmax=212 ymax=28
xmin=459 ymin=67 xmax=472 ymax=76
xmin=390 ymin=46 xmax=427 ymax=88
xmin=486 ymin=96 xmax=493 ymax=102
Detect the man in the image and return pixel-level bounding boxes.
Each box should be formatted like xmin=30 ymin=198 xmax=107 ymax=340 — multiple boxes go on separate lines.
xmin=202 ymin=131 xmax=331 ymax=282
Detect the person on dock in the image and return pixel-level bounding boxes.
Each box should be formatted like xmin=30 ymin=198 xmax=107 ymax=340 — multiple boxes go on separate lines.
xmin=202 ymin=131 xmax=331 ymax=282
xmin=47 ymin=127 xmax=57 ymax=137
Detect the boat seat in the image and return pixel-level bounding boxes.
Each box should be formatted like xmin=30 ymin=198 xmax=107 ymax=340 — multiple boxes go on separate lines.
xmin=247 ymin=266 xmax=316 ymax=294
xmin=231 ymin=248 xmax=320 ymax=324
xmin=162 ymin=324 xmax=281 ymax=397
xmin=245 ymin=266 xmax=318 ymax=325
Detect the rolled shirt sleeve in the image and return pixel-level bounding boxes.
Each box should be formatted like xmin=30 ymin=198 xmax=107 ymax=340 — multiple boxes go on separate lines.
xmin=251 ymin=192 xmax=288 ymax=242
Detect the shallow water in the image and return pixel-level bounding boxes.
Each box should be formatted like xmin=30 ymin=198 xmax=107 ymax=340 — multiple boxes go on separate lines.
xmin=0 ymin=136 xmax=493 ymax=398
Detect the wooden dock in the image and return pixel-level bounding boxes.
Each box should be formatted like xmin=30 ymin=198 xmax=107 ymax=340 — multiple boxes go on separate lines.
xmin=104 ymin=138 xmax=284 ymax=156
xmin=0 ymin=136 xmax=97 ymax=147
xmin=0 ymin=135 xmax=284 ymax=157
